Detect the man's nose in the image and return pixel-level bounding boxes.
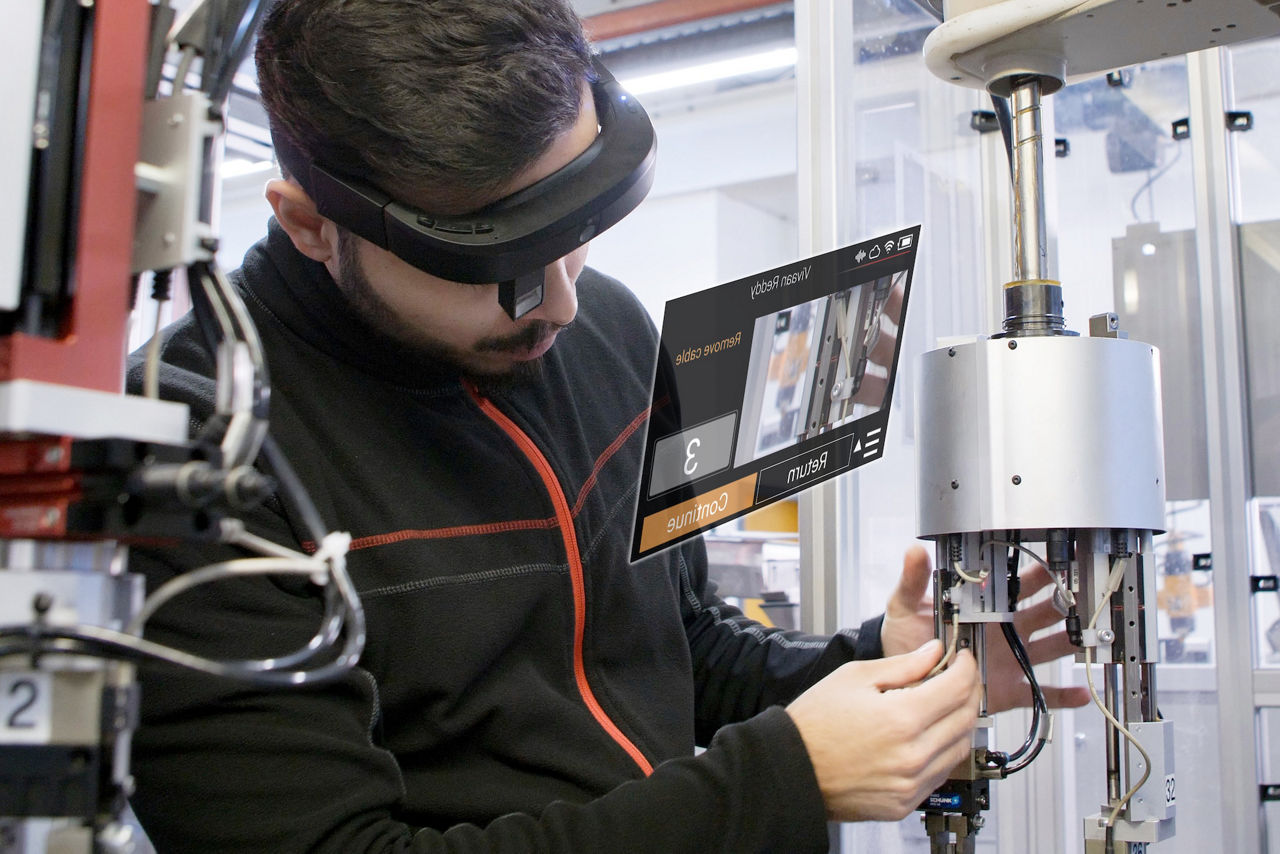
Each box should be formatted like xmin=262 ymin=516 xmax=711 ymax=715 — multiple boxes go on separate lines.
xmin=525 ymin=256 xmax=578 ymax=327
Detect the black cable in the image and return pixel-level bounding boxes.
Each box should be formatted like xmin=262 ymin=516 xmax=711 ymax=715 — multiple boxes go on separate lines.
xmin=998 ymin=543 xmax=1049 ymax=773
xmin=1001 ymin=621 xmax=1046 ymax=761
xmin=193 ymin=261 xmax=270 ymax=419
xmin=0 ymin=603 xmax=362 ymax=686
xmin=208 ymin=0 xmax=267 ymax=107
xmin=259 ymin=432 xmax=326 ymax=547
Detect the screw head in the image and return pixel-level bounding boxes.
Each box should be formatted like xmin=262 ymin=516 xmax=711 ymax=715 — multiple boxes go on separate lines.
xmin=948 ymin=347 xmax=957 ymax=357
xmin=1008 ymin=340 xmax=1018 ymax=349
xmin=951 ymin=480 xmax=959 ymax=490
xmin=1012 ymin=475 xmax=1022 ymax=485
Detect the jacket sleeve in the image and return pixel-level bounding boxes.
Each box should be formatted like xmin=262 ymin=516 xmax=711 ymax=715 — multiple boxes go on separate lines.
xmin=127 ymin=509 xmax=831 ymax=854
xmin=673 ymin=538 xmax=885 ymax=745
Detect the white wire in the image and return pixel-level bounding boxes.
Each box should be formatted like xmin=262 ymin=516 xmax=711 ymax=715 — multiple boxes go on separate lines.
xmin=144 ymin=308 xmax=165 ymax=399
xmin=123 ymin=526 xmax=358 ymax=680
xmin=1082 ymin=557 xmax=1153 ymax=828
xmin=926 ymin=608 xmax=962 ymax=680
xmin=128 ymin=556 xmax=321 ymax=635
xmin=983 ymin=539 xmax=1076 ymax=608
xmin=953 ymin=559 xmax=988 ymax=585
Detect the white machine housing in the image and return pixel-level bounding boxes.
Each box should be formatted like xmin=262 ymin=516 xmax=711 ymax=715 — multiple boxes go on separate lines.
xmin=925 ymin=0 xmax=1280 ymax=95
xmin=917 ymin=334 xmax=1166 ymax=537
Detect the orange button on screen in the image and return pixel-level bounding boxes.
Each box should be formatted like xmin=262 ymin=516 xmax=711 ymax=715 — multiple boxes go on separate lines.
xmin=639 ymin=473 xmax=758 ymax=553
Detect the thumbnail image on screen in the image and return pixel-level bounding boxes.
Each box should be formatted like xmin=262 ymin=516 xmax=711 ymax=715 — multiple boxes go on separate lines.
xmin=734 ymin=269 xmax=905 ymax=466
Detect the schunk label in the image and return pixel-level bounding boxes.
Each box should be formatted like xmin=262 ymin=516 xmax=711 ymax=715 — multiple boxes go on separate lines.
xmin=926 ymin=794 xmax=963 ymax=810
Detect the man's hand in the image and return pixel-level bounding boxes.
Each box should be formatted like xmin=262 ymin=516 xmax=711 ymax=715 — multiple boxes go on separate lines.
xmin=881 ymin=545 xmax=1090 ymax=714
xmin=787 ymin=641 xmax=980 ymax=822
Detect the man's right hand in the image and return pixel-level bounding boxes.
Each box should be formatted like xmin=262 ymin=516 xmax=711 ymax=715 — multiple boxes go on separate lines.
xmin=785 ymin=640 xmax=980 ymax=822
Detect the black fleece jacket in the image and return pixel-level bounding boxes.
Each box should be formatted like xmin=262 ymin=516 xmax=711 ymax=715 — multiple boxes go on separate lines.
xmin=125 ymin=220 xmax=885 ymax=853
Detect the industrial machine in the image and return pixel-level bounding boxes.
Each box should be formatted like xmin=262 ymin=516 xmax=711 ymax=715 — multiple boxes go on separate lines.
xmin=914 ymin=1 xmax=1280 ymax=852
xmin=1 ymin=2 xmax=363 ymax=850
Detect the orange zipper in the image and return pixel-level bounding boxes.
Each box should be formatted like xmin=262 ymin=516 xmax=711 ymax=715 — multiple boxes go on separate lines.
xmin=466 ymin=383 xmax=654 ymax=776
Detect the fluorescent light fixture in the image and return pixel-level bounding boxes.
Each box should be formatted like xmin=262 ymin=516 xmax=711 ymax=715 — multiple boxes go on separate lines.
xmin=619 ymin=46 xmax=797 ymax=96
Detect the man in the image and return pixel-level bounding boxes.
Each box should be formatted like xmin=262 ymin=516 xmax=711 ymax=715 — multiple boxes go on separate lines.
xmin=127 ymin=1 xmax=1084 ymax=851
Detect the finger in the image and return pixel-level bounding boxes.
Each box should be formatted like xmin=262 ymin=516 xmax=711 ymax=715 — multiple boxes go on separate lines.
xmin=917 ymin=707 xmax=978 ymax=792
xmin=885 ymin=280 xmax=905 ymax=323
xmin=868 ymin=315 xmax=897 ymax=366
xmin=864 ymin=640 xmax=944 ymax=691
xmin=1040 ymin=685 xmax=1091 ymax=709
xmin=1014 ymin=597 xmax=1069 ymax=635
xmin=916 ymin=673 xmax=982 ymax=777
xmin=1015 ymin=563 xmax=1056 ymax=599
xmin=908 ymin=649 xmax=978 ymax=714
xmin=998 ymin=681 xmax=1034 ymax=710
xmin=1024 ymin=629 xmax=1079 ymax=665
xmin=888 ymin=546 xmax=932 ymax=617
xmin=851 ymin=373 xmax=888 ymax=407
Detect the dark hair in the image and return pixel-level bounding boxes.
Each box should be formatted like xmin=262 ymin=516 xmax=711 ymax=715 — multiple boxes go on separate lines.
xmin=255 ymin=0 xmax=593 ymax=208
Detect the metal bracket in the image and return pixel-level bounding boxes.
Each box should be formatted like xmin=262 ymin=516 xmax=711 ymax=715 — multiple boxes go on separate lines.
xmin=1227 ymin=111 xmax=1254 ymax=132
xmin=1106 ymin=69 xmax=1132 ymax=88
xmin=970 ymin=110 xmax=1000 ymax=134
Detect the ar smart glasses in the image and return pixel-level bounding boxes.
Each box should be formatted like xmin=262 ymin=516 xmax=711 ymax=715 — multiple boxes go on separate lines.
xmin=271 ymin=57 xmax=656 ymax=319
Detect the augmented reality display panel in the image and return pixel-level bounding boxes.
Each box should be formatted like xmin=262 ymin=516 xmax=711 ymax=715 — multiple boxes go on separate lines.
xmin=631 ymin=227 xmax=918 ymax=560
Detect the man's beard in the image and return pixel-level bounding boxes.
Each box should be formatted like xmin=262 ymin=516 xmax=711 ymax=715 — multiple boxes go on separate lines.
xmin=335 ymin=230 xmax=564 ymax=387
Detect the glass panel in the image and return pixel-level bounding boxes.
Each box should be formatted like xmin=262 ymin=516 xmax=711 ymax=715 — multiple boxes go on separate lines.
xmin=1229 ymin=39 xmax=1280 ymax=702
xmin=578 ymin=25 xmax=807 ymax=617
xmin=1232 ymin=41 xmax=1280 ymax=602
xmin=1054 ymin=55 xmax=1227 ymax=853
xmin=835 ymin=0 xmax=990 ymax=851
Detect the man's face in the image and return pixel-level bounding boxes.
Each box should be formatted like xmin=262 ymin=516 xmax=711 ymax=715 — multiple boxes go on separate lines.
xmin=327 ymin=85 xmax=598 ymax=378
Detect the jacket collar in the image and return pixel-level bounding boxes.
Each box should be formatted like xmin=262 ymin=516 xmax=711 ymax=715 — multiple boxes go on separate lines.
xmin=233 ymin=218 xmax=467 ymax=392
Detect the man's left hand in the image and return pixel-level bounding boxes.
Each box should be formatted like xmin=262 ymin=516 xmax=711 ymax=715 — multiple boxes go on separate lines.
xmin=880 ymin=545 xmax=1090 ymax=714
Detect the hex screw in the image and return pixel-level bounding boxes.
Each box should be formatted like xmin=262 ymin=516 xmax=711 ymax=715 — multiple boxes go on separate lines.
xmin=1012 ymin=475 xmax=1022 ymax=485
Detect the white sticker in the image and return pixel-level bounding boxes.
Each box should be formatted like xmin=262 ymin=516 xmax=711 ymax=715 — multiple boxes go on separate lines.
xmin=0 ymin=671 xmax=53 ymax=744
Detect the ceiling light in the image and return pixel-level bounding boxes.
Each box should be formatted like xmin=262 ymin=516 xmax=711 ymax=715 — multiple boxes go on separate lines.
xmin=619 ymin=46 xmax=797 ymax=96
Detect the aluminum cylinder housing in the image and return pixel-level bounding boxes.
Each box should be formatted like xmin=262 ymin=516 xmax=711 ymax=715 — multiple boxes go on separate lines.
xmin=916 ymin=335 xmax=1166 ymax=537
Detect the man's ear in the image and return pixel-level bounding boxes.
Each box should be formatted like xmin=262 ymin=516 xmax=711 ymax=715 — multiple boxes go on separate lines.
xmin=266 ymin=178 xmax=338 ymax=263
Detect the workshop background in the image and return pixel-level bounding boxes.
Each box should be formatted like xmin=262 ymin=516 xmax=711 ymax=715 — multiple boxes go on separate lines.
xmin=140 ymin=1 xmax=1280 ymax=851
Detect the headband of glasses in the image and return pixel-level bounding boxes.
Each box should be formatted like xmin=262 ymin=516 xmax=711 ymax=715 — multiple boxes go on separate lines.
xmin=271 ymin=57 xmax=656 ymax=319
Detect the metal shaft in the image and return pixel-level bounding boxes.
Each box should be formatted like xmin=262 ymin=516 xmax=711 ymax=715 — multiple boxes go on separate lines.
xmin=1010 ymin=79 xmax=1048 ymax=283
xmin=1105 ymin=665 xmax=1123 ymax=803
xmin=1000 ymin=77 xmax=1066 ymax=336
